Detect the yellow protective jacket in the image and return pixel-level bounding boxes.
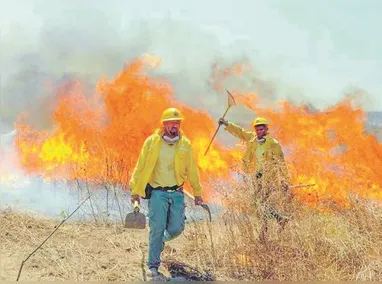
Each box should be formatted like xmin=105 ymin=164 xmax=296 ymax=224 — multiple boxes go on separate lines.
xmin=129 ymin=129 xmax=202 ymax=198
xmin=225 ymin=122 xmax=290 ymax=184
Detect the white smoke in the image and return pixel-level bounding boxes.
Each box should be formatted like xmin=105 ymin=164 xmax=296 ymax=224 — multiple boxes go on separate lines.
xmin=1 ymin=0 xmax=381 ymax=217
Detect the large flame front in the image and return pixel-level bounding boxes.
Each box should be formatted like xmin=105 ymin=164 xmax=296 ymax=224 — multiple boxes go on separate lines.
xmin=233 ymin=92 xmax=382 ymax=207
xmin=14 ymin=56 xmax=382 ymax=207
xmin=14 ymin=56 xmax=240 ymax=199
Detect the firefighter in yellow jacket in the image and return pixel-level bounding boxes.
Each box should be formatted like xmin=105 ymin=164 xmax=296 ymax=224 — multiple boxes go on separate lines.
xmin=219 ymin=116 xmax=290 ymax=240
xmin=130 ymin=107 xmax=203 ymax=278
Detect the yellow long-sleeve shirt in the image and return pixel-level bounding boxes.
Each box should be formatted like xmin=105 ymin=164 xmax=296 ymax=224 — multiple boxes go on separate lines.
xmin=149 ymin=139 xmax=178 ymax=188
xmin=224 ymin=122 xmax=290 ymax=184
xmin=129 ymin=129 xmax=202 ymax=198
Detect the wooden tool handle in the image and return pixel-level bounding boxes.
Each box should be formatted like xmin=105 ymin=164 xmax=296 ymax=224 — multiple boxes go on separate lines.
xmin=133 ymin=200 xmax=140 ymax=213
xmin=183 ymin=190 xmax=194 ymax=200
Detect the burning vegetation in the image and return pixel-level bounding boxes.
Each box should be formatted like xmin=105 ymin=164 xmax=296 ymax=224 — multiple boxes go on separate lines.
xmin=13 ymin=55 xmax=382 ymax=209
xmin=2 ymin=54 xmax=382 ymax=281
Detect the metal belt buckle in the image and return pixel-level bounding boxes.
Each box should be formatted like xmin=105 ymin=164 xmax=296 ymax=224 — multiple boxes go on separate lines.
xmin=168 ymin=186 xmax=181 ymax=192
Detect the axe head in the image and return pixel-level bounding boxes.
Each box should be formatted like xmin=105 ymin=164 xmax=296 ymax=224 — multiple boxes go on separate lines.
xmin=226 ymin=89 xmax=236 ymax=107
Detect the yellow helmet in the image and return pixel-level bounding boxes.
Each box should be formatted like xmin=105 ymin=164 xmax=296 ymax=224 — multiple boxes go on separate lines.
xmin=161 ymin=107 xmax=184 ymax=122
xmin=252 ymin=117 xmax=268 ymax=127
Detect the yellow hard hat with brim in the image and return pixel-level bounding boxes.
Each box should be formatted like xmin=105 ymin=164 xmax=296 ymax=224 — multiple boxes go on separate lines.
xmin=252 ymin=117 xmax=268 ymax=126
xmin=161 ymin=107 xmax=184 ymax=122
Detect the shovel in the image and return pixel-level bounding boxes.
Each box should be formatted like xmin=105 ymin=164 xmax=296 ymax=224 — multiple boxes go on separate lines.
xmin=125 ymin=201 xmax=146 ymax=229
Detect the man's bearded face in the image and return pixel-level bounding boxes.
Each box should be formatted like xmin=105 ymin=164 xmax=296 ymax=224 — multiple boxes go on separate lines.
xmin=164 ymin=120 xmax=181 ymax=136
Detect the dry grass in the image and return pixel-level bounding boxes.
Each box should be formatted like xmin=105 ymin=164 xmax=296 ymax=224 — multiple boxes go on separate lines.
xmin=0 ymin=210 xmax=151 ymax=280
xmin=1 ymin=180 xmax=382 ymax=281
xmin=183 ymin=181 xmax=382 ymax=281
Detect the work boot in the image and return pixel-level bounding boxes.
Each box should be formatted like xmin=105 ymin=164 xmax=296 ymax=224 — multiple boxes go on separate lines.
xmin=161 ymin=241 xmax=165 ymax=253
xmin=149 ymin=267 xmax=167 ymax=281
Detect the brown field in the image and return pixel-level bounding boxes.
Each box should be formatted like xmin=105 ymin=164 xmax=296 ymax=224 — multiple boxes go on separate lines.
xmin=2 ymin=184 xmax=382 ymax=281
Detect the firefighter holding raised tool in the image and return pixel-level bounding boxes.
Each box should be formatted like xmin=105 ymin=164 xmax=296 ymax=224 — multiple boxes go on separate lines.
xmin=219 ymin=116 xmax=290 ymax=241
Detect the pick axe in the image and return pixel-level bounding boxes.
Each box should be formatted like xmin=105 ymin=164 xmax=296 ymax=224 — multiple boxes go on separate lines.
xmin=183 ymin=190 xmax=212 ymax=222
xmin=204 ymin=89 xmax=236 ymax=156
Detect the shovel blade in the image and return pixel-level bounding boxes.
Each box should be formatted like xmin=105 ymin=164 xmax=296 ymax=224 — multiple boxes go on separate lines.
xmin=125 ymin=212 xmax=146 ymax=229
xmin=125 ymin=200 xmax=146 ymax=229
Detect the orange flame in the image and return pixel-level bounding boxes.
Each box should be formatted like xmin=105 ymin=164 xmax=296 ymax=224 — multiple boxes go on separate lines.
xmin=13 ymin=56 xmax=382 ymax=208
xmin=208 ymin=60 xmax=382 ymax=208
xmin=233 ymin=92 xmax=382 ymax=208
xmin=14 ymin=56 xmax=240 ymax=200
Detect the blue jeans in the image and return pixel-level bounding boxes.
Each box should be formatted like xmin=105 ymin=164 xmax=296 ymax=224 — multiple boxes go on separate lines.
xmin=147 ymin=190 xmax=185 ymax=269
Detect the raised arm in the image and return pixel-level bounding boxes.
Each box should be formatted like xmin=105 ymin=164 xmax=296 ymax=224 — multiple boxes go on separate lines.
xmin=224 ymin=121 xmax=254 ymax=142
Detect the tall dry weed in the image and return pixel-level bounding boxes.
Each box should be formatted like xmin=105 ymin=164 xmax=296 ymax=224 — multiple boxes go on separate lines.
xmin=183 ymin=177 xmax=382 ymax=281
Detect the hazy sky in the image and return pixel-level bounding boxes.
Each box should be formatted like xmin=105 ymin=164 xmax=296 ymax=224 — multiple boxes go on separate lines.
xmin=1 ymin=0 xmax=381 ymax=114
xmin=1 ymin=0 xmax=381 ymax=216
